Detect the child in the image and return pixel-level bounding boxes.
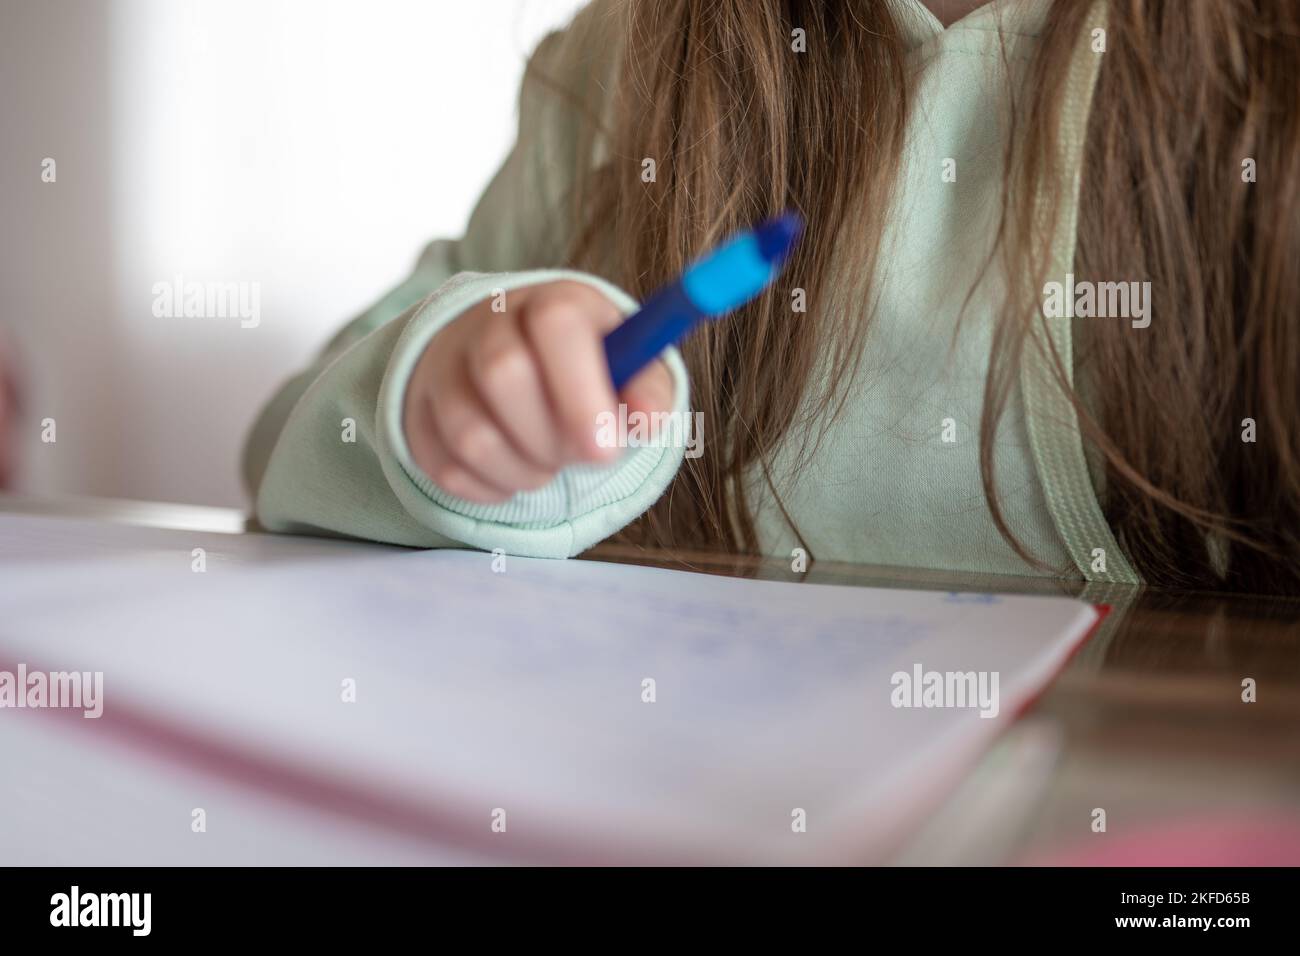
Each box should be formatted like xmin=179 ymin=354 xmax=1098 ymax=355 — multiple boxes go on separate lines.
xmin=244 ymin=0 xmax=1300 ymax=593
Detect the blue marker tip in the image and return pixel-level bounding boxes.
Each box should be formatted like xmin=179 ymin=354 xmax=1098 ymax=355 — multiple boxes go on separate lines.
xmin=603 ymin=212 xmax=805 ymax=391
xmin=754 ymin=212 xmax=802 ymax=264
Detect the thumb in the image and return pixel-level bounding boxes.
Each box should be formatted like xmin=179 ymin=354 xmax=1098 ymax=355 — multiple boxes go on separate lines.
xmin=617 ymin=359 xmax=680 ymax=446
xmin=619 ymin=358 xmax=676 ymax=416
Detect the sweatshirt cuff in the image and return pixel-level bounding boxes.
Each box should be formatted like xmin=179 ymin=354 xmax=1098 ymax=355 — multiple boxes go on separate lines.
xmin=373 ymin=269 xmax=691 ymax=558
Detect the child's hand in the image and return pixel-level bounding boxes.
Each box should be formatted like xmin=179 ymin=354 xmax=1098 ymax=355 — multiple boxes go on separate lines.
xmin=403 ymin=280 xmax=675 ymax=504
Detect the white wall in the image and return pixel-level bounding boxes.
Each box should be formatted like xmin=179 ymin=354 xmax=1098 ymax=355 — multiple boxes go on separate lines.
xmin=0 ymin=0 xmax=585 ymax=507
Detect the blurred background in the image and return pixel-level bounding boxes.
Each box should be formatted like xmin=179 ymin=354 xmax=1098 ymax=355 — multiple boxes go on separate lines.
xmin=0 ymin=0 xmax=585 ymax=507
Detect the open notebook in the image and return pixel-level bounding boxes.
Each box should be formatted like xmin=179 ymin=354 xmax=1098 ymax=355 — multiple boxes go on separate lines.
xmin=0 ymin=513 xmax=1098 ymax=864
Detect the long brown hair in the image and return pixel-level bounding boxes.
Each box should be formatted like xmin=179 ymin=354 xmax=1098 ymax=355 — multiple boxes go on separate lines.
xmin=562 ymin=0 xmax=1300 ymax=593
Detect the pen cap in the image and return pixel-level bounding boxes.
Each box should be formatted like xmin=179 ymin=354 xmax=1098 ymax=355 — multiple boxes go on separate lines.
xmin=681 ymin=212 xmax=803 ymax=314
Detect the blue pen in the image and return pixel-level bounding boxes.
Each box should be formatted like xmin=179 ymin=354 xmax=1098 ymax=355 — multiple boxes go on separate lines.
xmin=603 ymin=212 xmax=803 ymax=390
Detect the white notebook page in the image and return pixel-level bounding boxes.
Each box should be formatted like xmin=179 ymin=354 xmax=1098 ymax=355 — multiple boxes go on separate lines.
xmin=0 ymin=514 xmax=1097 ymax=863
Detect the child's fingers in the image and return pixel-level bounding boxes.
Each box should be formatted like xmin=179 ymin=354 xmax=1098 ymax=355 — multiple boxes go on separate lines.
xmin=428 ymin=361 xmax=557 ymax=497
xmin=404 ymin=389 xmax=512 ymax=503
xmin=520 ymin=289 xmax=622 ymax=463
xmin=467 ymin=312 xmax=564 ymax=471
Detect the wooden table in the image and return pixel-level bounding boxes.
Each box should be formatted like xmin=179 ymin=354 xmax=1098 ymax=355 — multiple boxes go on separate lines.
xmin=4 ymin=493 xmax=1298 ymax=864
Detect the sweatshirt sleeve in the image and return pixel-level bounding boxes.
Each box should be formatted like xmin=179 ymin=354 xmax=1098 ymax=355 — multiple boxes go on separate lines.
xmin=241 ymin=6 xmax=691 ymax=558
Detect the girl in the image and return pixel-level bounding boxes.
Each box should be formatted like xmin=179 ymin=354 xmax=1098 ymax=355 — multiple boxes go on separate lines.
xmin=243 ymin=0 xmax=1300 ymax=593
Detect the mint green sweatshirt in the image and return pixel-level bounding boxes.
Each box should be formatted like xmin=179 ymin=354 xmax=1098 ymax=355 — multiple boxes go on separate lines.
xmin=242 ymin=0 xmax=1138 ymax=585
